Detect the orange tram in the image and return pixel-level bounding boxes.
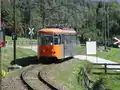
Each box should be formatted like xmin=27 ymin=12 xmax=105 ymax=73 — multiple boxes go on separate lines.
xmin=38 ymin=27 xmax=77 ymax=61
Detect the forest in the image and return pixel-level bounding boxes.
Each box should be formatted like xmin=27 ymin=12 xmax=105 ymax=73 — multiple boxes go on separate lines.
xmin=1 ymin=0 xmax=120 ymax=45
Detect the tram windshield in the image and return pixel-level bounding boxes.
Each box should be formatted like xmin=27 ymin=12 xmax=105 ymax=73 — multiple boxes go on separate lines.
xmin=41 ymin=34 xmax=53 ymax=45
xmin=40 ymin=34 xmax=61 ymax=45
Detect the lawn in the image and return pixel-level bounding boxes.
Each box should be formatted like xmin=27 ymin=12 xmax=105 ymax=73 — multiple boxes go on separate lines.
xmin=76 ymin=45 xmax=120 ymax=63
xmin=1 ymin=46 xmax=36 ymax=71
xmin=51 ymin=59 xmax=120 ymax=90
xmin=90 ymin=64 xmax=120 ymax=90
xmin=75 ymin=44 xmax=86 ymax=55
xmin=97 ymin=48 xmax=120 ymax=63
xmin=49 ymin=60 xmax=86 ymax=90
xmin=6 ymin=35 xmax=31 ymax=40
xmin=52 ymin=45 xmax=120 ymax=90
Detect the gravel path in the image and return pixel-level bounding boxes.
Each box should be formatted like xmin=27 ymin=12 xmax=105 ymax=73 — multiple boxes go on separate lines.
xmin=22 ymin=65 xmax=51 ymax=90
xmin=1 ymin=64 xmax=57 ymax=90
xmin=1 ymin=71 xmax=27 ymax=90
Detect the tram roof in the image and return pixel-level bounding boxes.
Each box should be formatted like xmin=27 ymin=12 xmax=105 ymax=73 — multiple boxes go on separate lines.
xmin=40 ymin=28 xmax=76 ymax=34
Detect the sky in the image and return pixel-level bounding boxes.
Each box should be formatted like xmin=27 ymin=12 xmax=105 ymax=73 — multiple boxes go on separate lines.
xmin=116 ymin=0 xmax=120 ymax=2
xmin=91 ymin=0 xmax=120 ymax=2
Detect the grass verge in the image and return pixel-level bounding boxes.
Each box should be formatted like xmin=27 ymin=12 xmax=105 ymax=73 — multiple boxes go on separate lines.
xmin=47 ymin=60 xmax=87 ymax=90
xmin=76 ymin=45 xmax=120 ymax=63
xmin=6 ymin=35 xmax=30 ymax=40
xmin=97 ymin=48 xmax=120 ymax=63
xmin=48 ymin=59 xmax=120 ymax=90
xmin=90 ymin=64 xmax=120 ymax=90
xmin=1 ymin=46 xmax=36 ymax=71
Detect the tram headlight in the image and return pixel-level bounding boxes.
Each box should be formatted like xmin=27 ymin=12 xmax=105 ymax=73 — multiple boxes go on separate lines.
xmin=51 ymin=49 xmax=55 ymax=54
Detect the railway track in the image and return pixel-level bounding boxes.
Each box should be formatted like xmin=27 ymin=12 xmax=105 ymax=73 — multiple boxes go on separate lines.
xmin=20 ymin=64 xmax=57 ymax=90
xmin=20 ymin=65 xmax=35 ymax=90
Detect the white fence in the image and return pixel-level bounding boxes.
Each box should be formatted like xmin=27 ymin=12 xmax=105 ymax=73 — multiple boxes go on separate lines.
xmin=6 ymin=40 xmax=37 ymax=45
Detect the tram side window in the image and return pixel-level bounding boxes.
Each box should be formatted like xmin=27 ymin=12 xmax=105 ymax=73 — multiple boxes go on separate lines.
xmin=70 ymin=35 xmax=76 ymax=44
xmin=63 ymin=35 xmax=76 ymax=44
xmin=74 ymin=35 xmax=77 ymax=44
xmin=70 ymin=35 xmax=73 ymax=44
xmin=64 ymin=35 xmax=69 ymax=44
xmin=71 ymin=35 xmax=73 ymax=43
xmin=69 ymin=35 xmax=71 ymax=44
xmin=61 ymin=35 xmax=64 ymax=44
xmin=64 ymin=35 xmax=67 ymax=44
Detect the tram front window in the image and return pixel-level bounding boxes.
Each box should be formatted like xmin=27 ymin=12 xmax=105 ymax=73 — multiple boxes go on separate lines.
xmin=41 ymin=35 xmax=53 ymax=45
xmin=54 ymin=36 xmax=60 ymax=45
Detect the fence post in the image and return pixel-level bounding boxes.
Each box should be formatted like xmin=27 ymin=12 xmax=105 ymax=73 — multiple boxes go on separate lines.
xmin=104 ymin=64 xmax=107 ymax=73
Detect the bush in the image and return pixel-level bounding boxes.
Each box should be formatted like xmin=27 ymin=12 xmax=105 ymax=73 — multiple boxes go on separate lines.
xmin=84 ymin=61 xmax=93 ymax=74
xmin=92 ymin=77 xmax=106 ymax=90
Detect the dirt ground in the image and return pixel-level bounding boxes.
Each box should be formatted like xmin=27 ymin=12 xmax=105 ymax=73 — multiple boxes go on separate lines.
xmin=1 ymin=70 xmax=27 ymax=90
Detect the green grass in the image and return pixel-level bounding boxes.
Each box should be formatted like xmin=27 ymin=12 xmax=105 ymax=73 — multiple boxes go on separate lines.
xmin=105 ymin=75 xmax=120 ymax=90
xmin=97 ymin=48 xmax=120 ymax=63
xmin=90 ymin=74 xmax=120 ymax=90
xmin=51 ymin=59 xmax=120 ymax=90
xmin=76 ymin=45 xmax=120 ymax=63
xmin=51 ymin=60 xmax=87 ymax=90
xmin=49 ymin=45 xmax=120 ymax=90
xmin=75 ymin=45 xmax=86 ymax=55
xmin=6 ymin=35 xmax=31 ymax=40
xmin=75 ymin=45 xmax=120 ymax=90
xmin=1 ymin=47 xmax=36 ymax=71
xmin=90 ymin=64 xmax=120 ymax=90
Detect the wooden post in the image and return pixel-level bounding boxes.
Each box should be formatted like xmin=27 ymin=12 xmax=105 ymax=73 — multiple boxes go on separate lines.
xmin=104 ymin=64 xmax=107 ymax=73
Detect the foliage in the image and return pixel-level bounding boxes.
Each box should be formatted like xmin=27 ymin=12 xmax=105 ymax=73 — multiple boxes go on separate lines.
xmin=92 ymin=77 xmax=106 ymax=90
xmin=1 ymin=47 xmax=36 ymax=71
xmin=84 ymin=61 xmax=93 ymax=74
xmin=1 ymin=0 xmax=120 ymax=44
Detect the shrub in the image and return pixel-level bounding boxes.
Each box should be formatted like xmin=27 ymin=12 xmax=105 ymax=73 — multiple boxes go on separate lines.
xmin=84 ymin=61 xmax=93 ymax=74
xmin=92 ymin=77 xmax=106 ymax=90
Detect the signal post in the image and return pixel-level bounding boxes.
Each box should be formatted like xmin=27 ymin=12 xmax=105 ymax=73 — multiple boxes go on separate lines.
xmin=0 ymin=30 xmax=5 ymax=87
